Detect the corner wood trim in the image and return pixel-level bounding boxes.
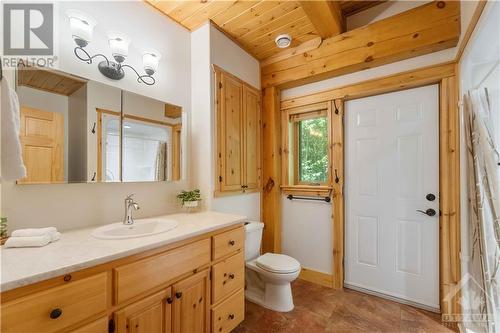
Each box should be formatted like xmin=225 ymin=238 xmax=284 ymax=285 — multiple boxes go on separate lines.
xmin=299 ymin=268 xmax=333 ymax=288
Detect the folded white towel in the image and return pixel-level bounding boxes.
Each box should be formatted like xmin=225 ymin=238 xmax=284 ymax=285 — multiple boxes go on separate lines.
xmin=51 ymin=231 xmax=61 ymax=242
xmin=11 ymin=227 xmax=58 ymax=238
xmin=1 ymin=77 xmax=26 ymax=181
xmin=4 ymin=234 xmax=52 ymax=248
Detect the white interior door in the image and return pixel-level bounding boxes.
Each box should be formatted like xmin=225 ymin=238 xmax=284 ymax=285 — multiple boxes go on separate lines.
xmin=344 ymin=85 xmax=440 ymax=310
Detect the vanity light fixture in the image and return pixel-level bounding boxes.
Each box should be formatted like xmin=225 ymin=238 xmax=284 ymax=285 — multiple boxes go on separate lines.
xmin=66 ymin=10 xmax=161 ymax=86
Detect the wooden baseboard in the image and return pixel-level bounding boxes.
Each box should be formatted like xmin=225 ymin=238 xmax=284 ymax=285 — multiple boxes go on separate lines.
xmin=298 ymin=268 xmax=333 ymax=288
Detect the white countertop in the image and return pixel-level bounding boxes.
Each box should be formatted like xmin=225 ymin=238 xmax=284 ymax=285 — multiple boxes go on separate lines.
xmin=1 ymin=211 xmax=246 ymax=292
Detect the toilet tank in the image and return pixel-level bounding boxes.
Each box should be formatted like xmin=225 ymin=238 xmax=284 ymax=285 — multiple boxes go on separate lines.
xmin=244 ymin=221 xmax=264 ymax=261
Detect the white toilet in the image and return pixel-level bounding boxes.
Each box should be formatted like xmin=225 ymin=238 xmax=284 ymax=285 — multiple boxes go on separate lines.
xmin=244 ymin=221 xmax=301 ymax=312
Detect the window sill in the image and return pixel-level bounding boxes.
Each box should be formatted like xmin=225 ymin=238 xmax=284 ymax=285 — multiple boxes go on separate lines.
xmin=280 ymin=185 xmax=332 ymax=197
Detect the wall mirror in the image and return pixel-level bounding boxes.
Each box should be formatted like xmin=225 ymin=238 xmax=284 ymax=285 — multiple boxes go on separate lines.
xmin=15 ymin=65 xmax=184 ymax=184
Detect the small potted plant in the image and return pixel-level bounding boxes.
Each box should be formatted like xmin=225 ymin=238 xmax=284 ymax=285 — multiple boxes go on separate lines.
xmin=0 ymin=217 xmax=7 ymax=245
xmin=177 ymin=189 xmax=201 ymax=209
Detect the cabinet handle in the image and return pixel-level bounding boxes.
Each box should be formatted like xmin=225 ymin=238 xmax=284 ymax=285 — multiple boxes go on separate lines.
xmin=228 ymin=314 xmax=235 ymax=320
xmin=63 ymin=274 xmax=72 ymax=282
xmin=49 ymin=308 xmax=63 ymax=319
xmin=228 ymin=240 xmax=235 ymax=246
xmin=228 ymin=273 xmax=235 ymax=280
xmin=175 ymin=292 xmax=182 ymax=299
xmin=166 ymin=297 xmax=173 ymax=304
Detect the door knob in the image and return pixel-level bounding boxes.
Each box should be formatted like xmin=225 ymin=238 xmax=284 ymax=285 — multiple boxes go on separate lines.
xmin=417 ymin=208 xmax=436 ymax=217
xmin=426 ymin=193 xmax=436 ymax=201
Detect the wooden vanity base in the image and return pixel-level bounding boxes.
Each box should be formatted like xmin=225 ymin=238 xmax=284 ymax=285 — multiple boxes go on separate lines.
xmin=0 ymin=224 xmax=245 ymax=333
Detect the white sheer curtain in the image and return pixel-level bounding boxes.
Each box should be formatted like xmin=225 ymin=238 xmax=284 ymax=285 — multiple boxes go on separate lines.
xmin=465 ymin=87 xmax=500 ymax=331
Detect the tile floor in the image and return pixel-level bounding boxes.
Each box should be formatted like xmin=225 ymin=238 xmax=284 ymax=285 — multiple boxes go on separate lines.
xmin=233 ymin=280 xmax=457 ymax=333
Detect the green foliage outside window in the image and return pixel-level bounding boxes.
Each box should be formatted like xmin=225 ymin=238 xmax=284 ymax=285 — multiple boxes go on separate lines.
xmin=298 ymin=117 xmax=328 ymax=183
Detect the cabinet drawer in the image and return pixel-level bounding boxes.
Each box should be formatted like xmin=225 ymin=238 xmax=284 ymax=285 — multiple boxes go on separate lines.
xmin=1 ymin=272 xmax=108 ymax=333
xmin=212 ymin=289 xmax=245 ymax=333
xmin=212 ymin=252 xmax=244 ymax=304
xmin=114 ymin=238 xmax=210 ymax=304
xmin=212 ymin=228 xmax=244 ymax=261
xmin=70 ymin=316 xmax=108 ymax=333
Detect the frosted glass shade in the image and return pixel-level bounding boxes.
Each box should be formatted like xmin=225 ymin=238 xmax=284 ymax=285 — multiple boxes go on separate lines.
xmin=107 ymin=31 xmax=130 ymax=63
xmin=143 ymin=50 xmax=161 ymax=75
xmin=66 ymin=9 xmax=96 ymax=47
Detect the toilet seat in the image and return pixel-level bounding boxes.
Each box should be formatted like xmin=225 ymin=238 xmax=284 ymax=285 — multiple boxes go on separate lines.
xmin=256 ymin=253 xmax=300 ymax=274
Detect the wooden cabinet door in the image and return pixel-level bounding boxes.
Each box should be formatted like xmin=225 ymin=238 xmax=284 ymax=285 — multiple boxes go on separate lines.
xmin=18 ymin=106 xmax=64 ymax=184
xmin=115 ymin=288 xmax=172 ymax=333
xmin=242 ymin=86 xmax=261 ymax=191
xmin=172 ymin=270 xmax=209 ymax=333
xmin=219 ymin=74 xmax=244 ymax=192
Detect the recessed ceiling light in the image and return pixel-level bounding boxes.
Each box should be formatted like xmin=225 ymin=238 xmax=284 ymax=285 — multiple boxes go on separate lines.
xmin=275 ymin=34 xmax=292 ymax=48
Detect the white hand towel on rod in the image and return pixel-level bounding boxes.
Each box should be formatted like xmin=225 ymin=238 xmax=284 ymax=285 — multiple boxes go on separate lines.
xmin=1 ymin=77 xmax=26 ymax=181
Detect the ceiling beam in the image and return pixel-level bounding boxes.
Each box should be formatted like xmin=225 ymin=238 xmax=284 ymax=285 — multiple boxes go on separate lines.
xmin=299 ymin=1 xmax=344 ymax=39
xmin=261 ymin=1 xmax=460 ymax=89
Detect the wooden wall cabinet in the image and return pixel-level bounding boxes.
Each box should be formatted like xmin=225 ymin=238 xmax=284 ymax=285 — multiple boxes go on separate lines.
xmin=1 ymin=225 xmax=245 ymax=333
xmin=215 ymin=66 xmax=261 ymax=196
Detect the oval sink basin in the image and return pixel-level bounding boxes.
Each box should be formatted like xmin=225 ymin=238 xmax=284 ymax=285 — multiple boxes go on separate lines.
xmin=92 ymin=218 xmax=178 ymax=240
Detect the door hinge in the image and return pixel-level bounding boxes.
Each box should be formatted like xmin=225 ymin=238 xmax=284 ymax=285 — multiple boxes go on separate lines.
xmin=108 ymin=318 xmax=115 ymax=333
xmin=219 ymin=175 xmax=223 ymax=182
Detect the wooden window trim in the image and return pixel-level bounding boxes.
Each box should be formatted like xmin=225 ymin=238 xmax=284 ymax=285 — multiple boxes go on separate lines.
xmin=282 ymin=102 xmax=332 ymax=195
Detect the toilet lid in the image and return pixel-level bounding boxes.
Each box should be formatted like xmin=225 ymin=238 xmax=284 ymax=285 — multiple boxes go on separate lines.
xmin=256 ymin=253 xmax=300 ymax=273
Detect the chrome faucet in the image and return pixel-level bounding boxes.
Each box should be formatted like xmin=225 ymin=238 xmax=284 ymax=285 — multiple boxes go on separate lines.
xmin=124 ymin=194 xmax=140 ymax=225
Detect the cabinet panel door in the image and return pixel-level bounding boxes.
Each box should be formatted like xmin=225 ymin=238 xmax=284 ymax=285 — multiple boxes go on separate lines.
xmin=18 ymin=107 xmax=64 ymax=184
xmin=219 ymin=74 xmax=244 ymax=192
xmin=243 ymin=86 xmax=261 ymax=190
xmin=115 ymin=288 xmax=171 ymax=333
xmin=172 ymin=270 xmax=209 ymax=333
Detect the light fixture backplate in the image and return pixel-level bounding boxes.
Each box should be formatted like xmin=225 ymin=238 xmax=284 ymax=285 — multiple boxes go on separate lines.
xmin=98 ymin=61 xmax=125 ymax=80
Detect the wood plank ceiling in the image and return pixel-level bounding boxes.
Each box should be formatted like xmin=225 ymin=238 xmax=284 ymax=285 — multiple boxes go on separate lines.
xmin=17 ymin=65 xmax=87 ymax=96
xmin=145 ymin=0 xmax=385 ymax=61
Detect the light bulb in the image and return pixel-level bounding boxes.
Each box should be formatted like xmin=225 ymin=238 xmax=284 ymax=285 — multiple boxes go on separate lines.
xmin=66 ymin=9 xmax=96 ymax=47
xmin=107 ymin=31 xmax=130 ymax=63
xmin=143 ymin=49 xmax=162 ymax=76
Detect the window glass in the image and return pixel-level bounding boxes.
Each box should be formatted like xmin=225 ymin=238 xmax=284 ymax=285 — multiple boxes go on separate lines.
xmin=298 ymin=117 xmax=328 ymax=184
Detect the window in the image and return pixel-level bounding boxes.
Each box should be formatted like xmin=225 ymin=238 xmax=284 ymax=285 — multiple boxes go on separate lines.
xmin=282 ymin=102 xmax=332 ymax=194
xmin=297 ymin=116 xmax=328 ymax=184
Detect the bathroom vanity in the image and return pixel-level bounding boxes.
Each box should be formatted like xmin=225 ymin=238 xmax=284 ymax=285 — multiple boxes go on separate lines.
xmin=0 ymin=212 xmax=245 ymax=333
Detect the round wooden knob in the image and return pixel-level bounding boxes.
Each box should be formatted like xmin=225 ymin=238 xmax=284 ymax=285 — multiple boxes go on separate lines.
xmin=228 ymin=314 xmax=235 ymax=320
xmin=228 ymin=273 xmax=235 ymax=280
xmin=175 ymin=292 xmax=182 ymax=299
xmin=228 ymin=240 xmax=235 ymax=246
xmin=166 ymin=297 xmax=173 ymax=304
xmin=50 ymin=308 xmax=62 ymax=319
xmin=63 ymin=274 xmax=72 ymax=282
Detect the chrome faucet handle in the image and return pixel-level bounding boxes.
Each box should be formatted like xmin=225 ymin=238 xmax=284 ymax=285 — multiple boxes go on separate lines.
xmin=126 ymin=193 xmax=135 ymax=200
